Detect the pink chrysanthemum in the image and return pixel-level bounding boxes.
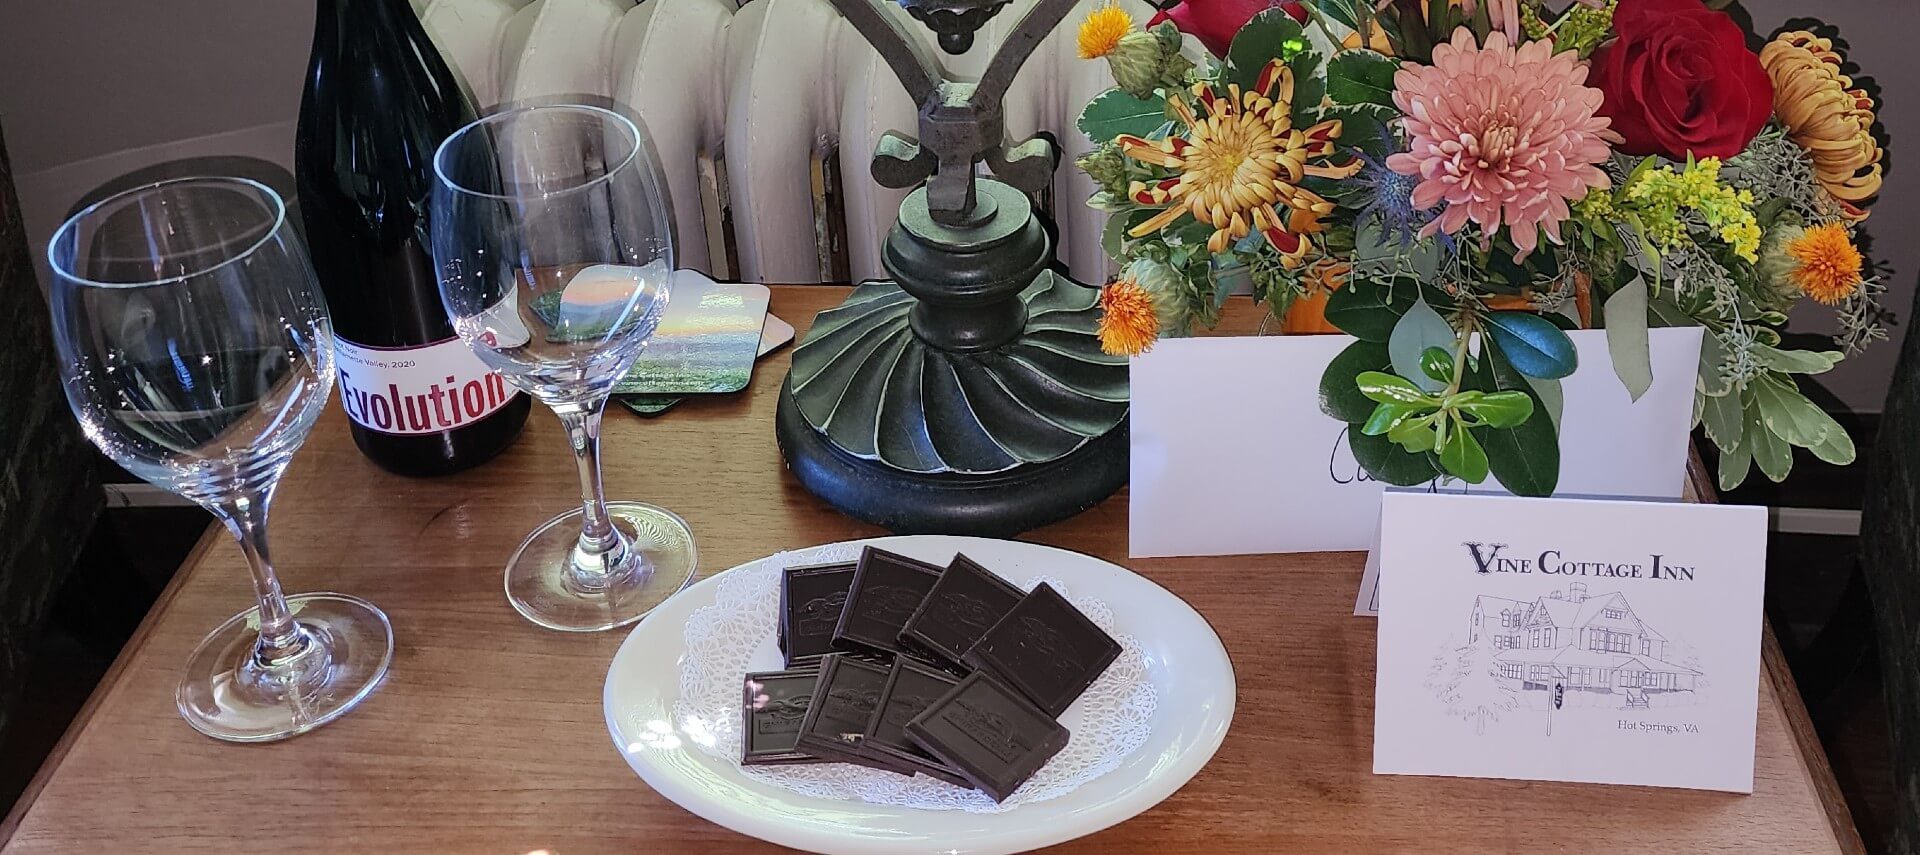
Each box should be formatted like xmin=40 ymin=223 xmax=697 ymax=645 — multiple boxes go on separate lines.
xmin=1386 ymin=29 xmax=1621 ymax=260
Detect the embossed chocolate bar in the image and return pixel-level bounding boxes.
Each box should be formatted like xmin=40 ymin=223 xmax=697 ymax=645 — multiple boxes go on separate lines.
xmin=793 ymin=654 xmax=904 ymax=774
xmin=741 ymin=668 xmax=825 ymax=766
xmin=780 ymin=561 xmax=857 ymax=667
xmin=961 ymin=582 xmax=1121 ymax=717
xmin=900 ymin=553 xmax=1023 ymax=670
xmin=904 ymin=671 xmax=1069 ymax=802
xmin=832 ymin=547 xmax=944 ymax=658
xmin=862 ymin=657 xmax=969 ymax=786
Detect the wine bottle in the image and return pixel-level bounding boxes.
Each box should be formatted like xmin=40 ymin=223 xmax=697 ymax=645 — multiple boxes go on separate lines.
xmin=295 ymin=0 xmax=528 ymax=476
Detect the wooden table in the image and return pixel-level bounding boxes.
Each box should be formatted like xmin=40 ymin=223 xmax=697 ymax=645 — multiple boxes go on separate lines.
xmin=1 ymin=288 xmax=1864 ymax=853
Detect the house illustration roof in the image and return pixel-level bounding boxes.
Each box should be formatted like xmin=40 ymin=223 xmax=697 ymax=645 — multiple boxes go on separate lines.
xmin=1492 ymin=646 xmax=1700 ymax=675
xmin=1473 ymin=595 xmax=1529 ymax=617
xmin=1520 ymin=589 xmax=1667 ymax=641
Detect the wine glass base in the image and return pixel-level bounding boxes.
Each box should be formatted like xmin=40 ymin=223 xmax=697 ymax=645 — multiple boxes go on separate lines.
xmin=505 ymin=501 xmax=697 ymax=632
xmin=176 ymin=593 xmax=394 ymax=743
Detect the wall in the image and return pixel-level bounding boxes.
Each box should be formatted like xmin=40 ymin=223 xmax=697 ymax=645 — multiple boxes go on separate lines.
xmin=0 ymin=0 xmax=1910 ymax=411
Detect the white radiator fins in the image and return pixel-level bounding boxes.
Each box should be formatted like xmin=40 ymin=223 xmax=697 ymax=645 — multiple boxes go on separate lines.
xmin=503 ymin=0 xmax=635 ymax=102
xmin=420 ymin=0 xmax=529 ymax=109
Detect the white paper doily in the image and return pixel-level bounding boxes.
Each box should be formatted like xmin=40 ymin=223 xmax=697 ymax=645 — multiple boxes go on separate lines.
xmin=669 ymin=542 xmax=1158 ymax=812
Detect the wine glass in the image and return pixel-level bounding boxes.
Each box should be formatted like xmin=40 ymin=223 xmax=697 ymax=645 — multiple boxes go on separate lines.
xmin=47 ymin=177 xmax=393 ymax=742
xmin=431 ymin=103 xmax=696 ymax=632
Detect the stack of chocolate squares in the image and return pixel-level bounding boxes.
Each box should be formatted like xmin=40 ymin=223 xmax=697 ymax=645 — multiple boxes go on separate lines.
xmin=742 ymin=546 xmax=1121 ymax=802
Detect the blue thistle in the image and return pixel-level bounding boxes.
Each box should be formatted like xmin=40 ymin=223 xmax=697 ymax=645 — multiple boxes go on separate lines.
xmin=1349 ymin=127 xmax=1448 ymax=253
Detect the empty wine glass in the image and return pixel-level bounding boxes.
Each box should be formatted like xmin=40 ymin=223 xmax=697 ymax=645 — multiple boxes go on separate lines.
xmin=47 ymin=177 xmax=392 ymax=742
xmin=432 ymin=103 xmax=695 ymax=632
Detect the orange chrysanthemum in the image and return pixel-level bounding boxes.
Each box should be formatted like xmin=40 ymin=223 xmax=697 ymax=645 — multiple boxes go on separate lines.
xmin=1785 ymin=222 xmax=1864 ymax=305
xmin=1761 ymin=32 xmax=1882 ymax=221
xmin=1078 ymin=2 xmax=1133 ymax=60
xmin=1097 ymin=276 xmax=1159 ymax=356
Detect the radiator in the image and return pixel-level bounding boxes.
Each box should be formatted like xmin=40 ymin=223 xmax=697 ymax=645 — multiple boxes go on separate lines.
xmin=418 ymin=0 xmax=1157 ymax=285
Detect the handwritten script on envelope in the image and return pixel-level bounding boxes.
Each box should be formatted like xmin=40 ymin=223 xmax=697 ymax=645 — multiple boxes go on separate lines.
xmin=1372 ymin=492 xmax=1767 ymax=792
xmin=1128 ymin=328 xmax=1703 ymax=557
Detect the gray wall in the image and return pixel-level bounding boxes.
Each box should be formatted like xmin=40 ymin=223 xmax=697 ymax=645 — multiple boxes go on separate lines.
xmin=0 ymin=0 xmax=1911 ymax=411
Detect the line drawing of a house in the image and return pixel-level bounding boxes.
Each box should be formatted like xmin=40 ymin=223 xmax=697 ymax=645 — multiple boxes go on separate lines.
xmin=1468 ymin=582 xmax=1701 ymax=708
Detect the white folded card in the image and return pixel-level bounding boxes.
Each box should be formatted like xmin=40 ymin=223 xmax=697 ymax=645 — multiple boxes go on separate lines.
xmin=1128 ymin=327 xmax=1703 ymax=558
xmin=1371 ymin=491 xmax=1767 ymax=793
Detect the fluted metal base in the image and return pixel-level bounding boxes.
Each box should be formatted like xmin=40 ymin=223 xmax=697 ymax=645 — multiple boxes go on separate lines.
xmin=777 ymin=374 xmax=1127 ymax=535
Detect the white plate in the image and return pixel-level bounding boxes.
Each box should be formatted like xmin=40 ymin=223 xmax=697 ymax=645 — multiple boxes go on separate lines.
xmin=603 ymin=535 xmax=1235 ymax=855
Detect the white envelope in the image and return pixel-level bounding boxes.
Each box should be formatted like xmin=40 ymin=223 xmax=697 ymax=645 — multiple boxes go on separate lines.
xmin=1128 ymin=327 xmax=1704 ymax=558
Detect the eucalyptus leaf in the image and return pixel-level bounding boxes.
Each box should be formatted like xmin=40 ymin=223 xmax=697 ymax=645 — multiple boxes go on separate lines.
xmin=1327 ymin=50 xmax=1397 ymax=107
xmin=1320 ymin=340 xmax=1391 ymax=422
xmin=1389 ymin=296 xmax=1456 ymax=392
xmin=1357 ymin=371 xmax=1433 ymax=405
xmin=1603 ymin=275 xmax=1653 ymax=401
xmin=1527 ymin=376 xmax=1563 ymax=430
xmin=1325 ymin=276 xmax=1413 ymax=341
xmin=1077 ymin=89 xmax=1166 ymax=142
xmin=1483 ymin=312 xmax=1578 ymax=379
xmin=1349 ymin=428 xmax=1444 ymax=486
xmin=1439 ymin=421 xmax=1491 ymax=483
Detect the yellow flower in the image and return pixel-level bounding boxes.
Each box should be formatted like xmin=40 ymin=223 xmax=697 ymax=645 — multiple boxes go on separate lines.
xmin=1116 ymin=61 xmax=1361 ymax=266
xmin=1784 ymin=222 xmax=1864 ymax=305
xmin=1097 ymin=275 xmax=1159 ymax=356
xmin=1078 ymin=2 xmax=1133 ymax=60
xmin=1761 ymin=31 xmax=1882 ymax=221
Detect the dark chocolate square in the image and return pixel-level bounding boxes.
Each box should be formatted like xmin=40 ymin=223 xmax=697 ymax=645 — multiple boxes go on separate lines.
xmin=832 ymin=547 xmax=943 ymax=658
xmin=900 ymin=554 xmax=1024 ymax=670
xmin=742 ymin=668 xmax=825 ymax=766
xmin=862 ymin=658 xmax=969 ymax=786
xmin=794 ymin=654 xmax=904 ymax=774
xmin=961 ymin=582 xmax=1121 ymax=717
xmin=904 ymin=671 xmax=1069 ymax=802
xmin=780 ymin=561 xmax=857 ymax=667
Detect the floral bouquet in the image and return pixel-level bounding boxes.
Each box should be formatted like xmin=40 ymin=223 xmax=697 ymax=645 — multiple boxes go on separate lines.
xmin=1074 ymin=0 xmax=1886 ymax=494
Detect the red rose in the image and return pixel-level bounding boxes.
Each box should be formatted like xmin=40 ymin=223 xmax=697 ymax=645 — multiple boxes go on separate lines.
xmin=1149 ymin=0 xmax=1307 ymax=58
xmin=1587 ymin=0 xmax=1772 ymax=160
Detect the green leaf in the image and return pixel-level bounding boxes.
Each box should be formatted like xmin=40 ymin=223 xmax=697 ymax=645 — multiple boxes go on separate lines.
xmin=1471 ymin=344 xmax=1561 ymax=496
xmin=1357 ymin=371 xmax=1432 ymax=405
xmin=1439 ymin=420 xmax=1491 ymax=483
xmin=1751 ymin=345 xmax=1842 ymax=376
xmin=1717 ymin=428 xmax=1755 ymax=492
xmin=1701 ymin=391 xmax=1743 ymax=454
xmin=1389 ymin=296 xmax=1456 ymax=393
xmin=1483 ymin=311 xmax=1578 ymax=379
xmin=1076 ymin=89 xmax=1166 ymax=142
xmin=1746 ymin=392 xmax=1793 ymax=482
xmin=1697 ymin=329 xmax=1733 ymax=397
xmin=1750 ymin=373 xmax=1836 ymax=448
xmin=1808 ymin=418 xmax=1858 ymax=465
xmin=1603 ymin=275 xmax=1653 ymax=401
xmin=1226 ymin=10 xmax=1307 ymax=90
xmin=1388 ymin=413 xmax=1440 ymax=452
xmin=1289 ymin=47 xmax=1327 ymax=124
xmin=1320 ymin=340 xmax=1391 ymax=422
xmin=1363 ymin=401 xmax=1431 ymax=436
xmin=1456 ymin=391 xmax=1534 ymax=429
xmin=1349 ymin=428 xmax=1443 ymax=486
xmin=1325 ymin=276 xmax=1415 ymax=341
xmin=1318 ymin=102 xmax=1397 ymax=158
xmin=1419 ymin=346 xmax=1454 ymax=386
xmin=1327 ymin=50 xmax=1398 ymax=107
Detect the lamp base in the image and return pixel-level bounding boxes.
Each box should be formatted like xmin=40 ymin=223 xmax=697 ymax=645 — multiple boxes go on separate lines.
xmin=776 ymin=375 xmax=1127 ymax=536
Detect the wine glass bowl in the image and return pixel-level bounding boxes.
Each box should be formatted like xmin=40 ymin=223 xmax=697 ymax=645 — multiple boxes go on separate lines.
xmin=433 ymin=103 xmax=696 ymax=632
xmin=48 ymin=177 xmax=392 ymax=742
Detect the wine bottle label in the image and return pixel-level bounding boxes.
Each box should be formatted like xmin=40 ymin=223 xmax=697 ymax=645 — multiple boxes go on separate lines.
xmin=334 ymin=336 xmax=517 ymax=435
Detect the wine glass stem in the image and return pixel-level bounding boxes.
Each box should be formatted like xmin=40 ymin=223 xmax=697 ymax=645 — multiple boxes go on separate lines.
xmin=556 ymin=400 xmax=627 ymax=587
xmin=212 ymin=488 xmax=309 ymax=664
